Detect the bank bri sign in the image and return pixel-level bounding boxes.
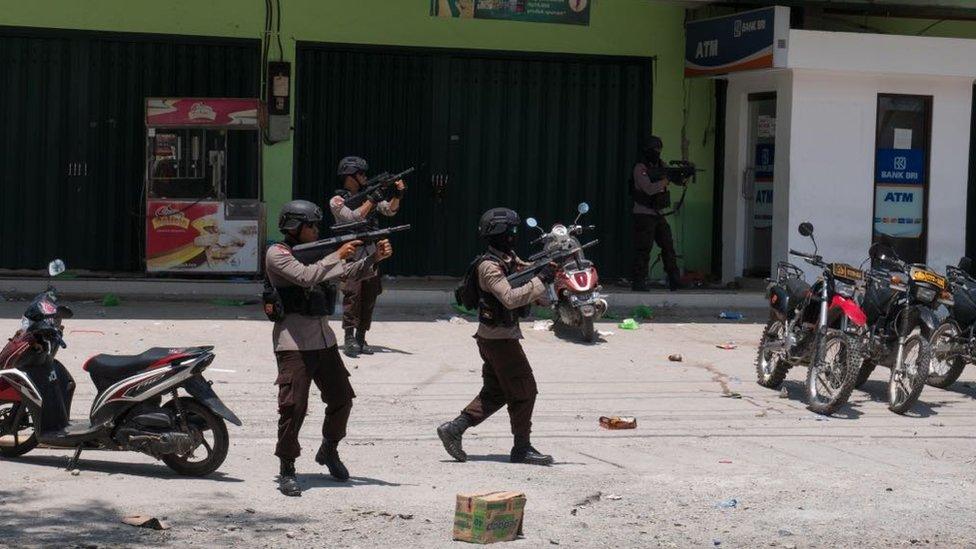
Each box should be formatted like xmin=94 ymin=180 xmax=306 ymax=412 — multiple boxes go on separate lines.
xmin=685 ymin=6 xmax=790 ymax=77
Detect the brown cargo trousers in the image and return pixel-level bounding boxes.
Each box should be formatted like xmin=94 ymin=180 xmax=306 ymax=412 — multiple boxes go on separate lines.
xmin=461 ymin=337 xmax=538 ymax=445
xmin=274 ymin=347 xmax=355 ymax=460
xmin=342 ymin=274 xmax=382 ymax=332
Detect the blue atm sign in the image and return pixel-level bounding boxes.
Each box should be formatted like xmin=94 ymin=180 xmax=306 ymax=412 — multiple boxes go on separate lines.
xmin=685 ymin=6 xmax=788 ymax=77
xmin=875 ymin=148 xmax=925 ymax=184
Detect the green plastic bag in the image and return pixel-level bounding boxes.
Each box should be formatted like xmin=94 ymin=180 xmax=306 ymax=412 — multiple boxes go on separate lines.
xmin=618 ymin=318 xmax=639 ymax=330
xmin=102 ymin=294 xmax=120 ymax=307
xmin=452 ymin=302 xmax=477 ymax=317
xmin=211 ymin=298 xmax=247 ymax=307
xmin=532 ymin=306 xmax=553 ymax=320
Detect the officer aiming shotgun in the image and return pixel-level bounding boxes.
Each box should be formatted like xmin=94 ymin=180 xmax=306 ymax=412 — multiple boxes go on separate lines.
xmin=291 ymin=222 xmax=411 ymax=265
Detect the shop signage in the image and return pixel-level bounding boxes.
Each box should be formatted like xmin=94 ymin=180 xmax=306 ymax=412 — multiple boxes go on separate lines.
xmin=430 ymin=0 xmax=590 ymax=26
xmin=146 ymin=98 xmax=261 ymax=128
xmin=685 ymin=6 xmax=789 ymax=77
xmin=753 ymin=143 xmax=774 ymax=229
xmin=873 ymin=185 xmax=923 ymax=238
xmin=875 ymin=148 xmax=925 ymax=184
xmin=755 ymin=143 xmax=774 ymax=179
xmin=146 ymin=200 xmax=261 ymax=273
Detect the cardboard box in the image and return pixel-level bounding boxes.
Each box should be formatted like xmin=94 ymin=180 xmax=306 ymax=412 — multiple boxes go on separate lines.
xmin=453 ymin=491 xmax=525 ymax=544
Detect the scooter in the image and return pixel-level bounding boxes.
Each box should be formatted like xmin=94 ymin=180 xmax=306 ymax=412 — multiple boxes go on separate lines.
xmin=525 ymin=202 xmax=608 ymax=343
xmin=928 ymin=258 xmax=976 ymax=388
xmin=0 ymin=260 xmax=240 ymax=476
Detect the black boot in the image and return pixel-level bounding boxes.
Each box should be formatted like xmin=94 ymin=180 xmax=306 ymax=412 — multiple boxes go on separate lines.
xmin=510 ymin=444 xmax=554 ymax=466
xmin=356 ymin=329 xmax=373 ymax=355
xmin=343 ymin=328 xmax=359 ymax=358
xmin=436 ymin=415 xmax=471 ymax=462
xmin=278 ymin=458 xmax=301 ymax=497
xmin=315 ymin=440 xmax=350 ymax=481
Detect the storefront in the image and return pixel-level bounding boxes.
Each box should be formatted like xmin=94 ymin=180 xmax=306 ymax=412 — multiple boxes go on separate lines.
xmin=687 ymin=7 xmax=976 ymax=282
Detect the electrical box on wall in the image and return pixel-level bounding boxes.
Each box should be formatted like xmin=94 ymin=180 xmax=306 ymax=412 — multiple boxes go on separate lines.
xmin=267 ymin=61 xmax=291 ymax=142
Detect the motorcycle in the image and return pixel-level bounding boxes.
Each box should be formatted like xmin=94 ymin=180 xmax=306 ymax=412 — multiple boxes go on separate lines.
xmin=0 ymin=260 xmax=240 ymax=476
xmin=525 ymin=202 xmax=607 ymax=343
xmin=852 ymin=243 xmax=946 ymax=414
xmin=755 ymin=222 xmax=865 ymax=415
xmin=926 ymin=258 xmax=975 ymax=388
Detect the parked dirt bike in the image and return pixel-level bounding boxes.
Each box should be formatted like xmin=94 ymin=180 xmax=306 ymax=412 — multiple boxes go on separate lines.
xmin=525 ymin=202 xmax=607 ymax=343
xmin=755 ymin=222 xmax=865 ymax=415
xmin=0 ymin=260 xmax=240 ymax=476
xmin=852 ymin=243 xmax=947 ymax=414
xmin=927 ymin=258 xmax=975 ymax=388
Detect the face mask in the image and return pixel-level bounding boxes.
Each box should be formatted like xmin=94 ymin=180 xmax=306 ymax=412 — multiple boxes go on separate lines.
xmin=644 ymin=148 xmax=661 ymax=165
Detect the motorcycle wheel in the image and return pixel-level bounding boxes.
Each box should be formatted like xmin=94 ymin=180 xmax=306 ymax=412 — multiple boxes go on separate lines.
xmin=854 ymin=362 xmax=875 ymax=389
xmin=162 ymin=398 xmax=229 ymax=477
xmin=927 ymin=322 xmax=967 ymax=389
xmin=0 ymin=403 xmax=38 ymax=458
xmin=755 ymin=319 xmax=790 ymax=388
xmin=580 ymin=317 xmax=597 ymax=343
xmin=806 ymin=331 xmax=858 ymax=416
xmin=888 ymin=333 xmax=930 ymax=415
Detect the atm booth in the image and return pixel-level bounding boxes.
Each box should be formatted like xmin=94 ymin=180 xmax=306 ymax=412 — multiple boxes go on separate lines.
xmin=144 ymin=98 xmax=265 ymax=275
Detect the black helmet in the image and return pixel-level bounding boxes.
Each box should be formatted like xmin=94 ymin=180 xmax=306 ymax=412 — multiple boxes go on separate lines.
xmin=642 ymin=135 xmax=663 ymax=156
xmin=337 ymin=156 xmax=368 ymax=176
xmin=478 ymin=207 xmax=520 ymax=238
xmin=278 ymin=200 xmax=323 ymax=233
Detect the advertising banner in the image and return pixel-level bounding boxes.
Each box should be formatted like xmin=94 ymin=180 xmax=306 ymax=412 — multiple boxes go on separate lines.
xmin=146 ymin=98 xmax=261 ymax=128
xmin=873 ymin=185 xmax=924 ymax=238
xmin=685 ymin=6 xmax=789 ymax=77
xmin=431 ymin=0 xmax=590 ymax=26
xmin=146 ymin=200 xmax=261 ymax=273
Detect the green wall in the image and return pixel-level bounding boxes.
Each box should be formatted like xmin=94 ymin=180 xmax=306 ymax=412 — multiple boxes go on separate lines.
xmin=4 ymin=0 xmax=717 ymax=277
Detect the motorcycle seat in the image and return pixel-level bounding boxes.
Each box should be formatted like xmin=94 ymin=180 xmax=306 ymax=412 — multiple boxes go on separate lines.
xmin=785 ymin=278 xmax=812 ymax=304
xmin=84 ymin=348 xmax=183 ymax=379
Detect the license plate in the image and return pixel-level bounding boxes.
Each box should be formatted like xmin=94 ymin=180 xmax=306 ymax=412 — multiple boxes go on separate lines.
xmin=571 ymin=293 xmax=593 ymax=305
xmin=831 ymin=263 xmax=864 ymax=282
xmin=911 ymin=269 xmax=947 ymax=290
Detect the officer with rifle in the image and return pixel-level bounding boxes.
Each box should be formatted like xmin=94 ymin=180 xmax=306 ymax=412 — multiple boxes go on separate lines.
xmin=630 ymin=136 xmax=695 ymax=292
xmin=329 ymin=156 xmax=408 ymax=358
xmin=265 ymin=199 xmax=393 ymax=497
xmin=436 ymin=207 xmax=556 ymax=467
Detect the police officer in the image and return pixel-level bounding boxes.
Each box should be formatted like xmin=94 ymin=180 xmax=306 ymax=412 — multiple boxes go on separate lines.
xmin=436 ymin=208 xmax=555 ymax=466
xmin=631 ymin=136 xmax=682 ymax=292
xmin=267 ymin=199 xmax=393 ymax=497
xmin=329 ymin=156 xmax=406 ymax=358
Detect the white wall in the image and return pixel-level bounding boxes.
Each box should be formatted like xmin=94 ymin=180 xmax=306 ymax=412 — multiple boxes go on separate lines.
xmin=787 ymin=69 xmax=972 ymax=278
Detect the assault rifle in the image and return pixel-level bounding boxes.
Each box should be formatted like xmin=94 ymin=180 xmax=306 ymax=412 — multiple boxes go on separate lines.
xmin=343 ymin=165 xmax=417 ymax=209
xmin=664 ymin=160 xmax=702 ymax=185
xmin=507 ymin=240 xmax=600 ymax=290
xmin=291 ymin=221 xmax=411 ymax=265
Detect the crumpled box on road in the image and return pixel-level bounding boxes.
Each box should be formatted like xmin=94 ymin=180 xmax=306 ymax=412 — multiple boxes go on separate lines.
xmin=453 ymin=491 xmax=525 ymax=544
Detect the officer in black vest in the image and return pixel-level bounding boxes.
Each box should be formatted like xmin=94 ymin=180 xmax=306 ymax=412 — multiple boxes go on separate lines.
xmin=436 ymin=208 xmax=555 ymax=466
xmin=631 ymin=136 xmax=683 ymax=291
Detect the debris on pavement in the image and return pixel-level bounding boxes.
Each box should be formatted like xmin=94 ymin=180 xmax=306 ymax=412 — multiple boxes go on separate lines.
xmin=449 ymin=316 xmax=466 ymax=325
xmin=718 ymin=311 xmax=744 ymax=320
xmin=101 ymin=294 xmax=121 ymax=307
xmin=454 ymin=491 xmax=525 ymax=544
xmin=668 ymin=353 xmax=683 ymax=362
xmin=605 ymin=494 xmax=623 ymax=501
xmin=69 ymin=469 xmax=80 ymax=476
xmin=618 ymin=318 xmax=639 ymax=330
xmin=718 ymin=460 xmax=733 ymax=464
xmin=779 ymin=387 xmax=789 ymax=399
xmin=598 ymin=330 xmax=615 ymax=337
xmin=716 ymin=342 xmax=738 ymax=350
xmin=721 ymin=392 xmax=743 ymax=399
xmin=211 ymin=298 xmax=247 ymax=307
xmin=451 ymin=303 xmax=477 ymax=316
xmin=121 ymin=515 xmax=170 ymax=530
xmin=714 ymin=498 xmax=738 ymax=509
xmin=600 ymin=416 xmax=637 ymax=430
xmin=574 ymin=492 xmax=602 ymax=507
xmin=532 ymin=320 xmax=554 ymax=331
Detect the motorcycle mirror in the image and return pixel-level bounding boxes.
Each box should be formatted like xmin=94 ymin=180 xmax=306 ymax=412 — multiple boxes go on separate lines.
xmin=48 ymin=259 xmax=66 ymax=277
xmin=577 ymin=202 xmax=590 ymax=215
xmin=57 ymin=305 xmax=74 ymax=320
xmin=526 ymin=217 xmax=538 ymax=228
xmin=798 ymin=222 xmax=814 ymax=238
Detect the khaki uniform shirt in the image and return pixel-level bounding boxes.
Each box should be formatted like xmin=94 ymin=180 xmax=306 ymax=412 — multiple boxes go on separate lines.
xmin=329 ymin=194 xmax=396 ymax=277
xmin=633 ymin=162 xmax=668 ymax=215
xmin=266 ymin=243 xmax=376 ymax=351
xmin=475 ymin=249 xmax=545 ymax=340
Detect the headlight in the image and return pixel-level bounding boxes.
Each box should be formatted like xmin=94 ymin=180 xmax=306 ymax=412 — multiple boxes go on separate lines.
xmin=914 ymin=285 xmax=937 ymax=303
xmin=552 ymin=224 xmax=568 ymax=237
xmin=834 ymin=280 xmax=855 ymax=298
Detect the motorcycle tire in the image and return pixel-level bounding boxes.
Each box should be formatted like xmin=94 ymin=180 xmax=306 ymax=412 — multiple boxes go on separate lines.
xmin=806 ymin=331 xmax=857 ymax=416
xmin=888 ymin=333 xmax=931 ymax=415
xmin=854 ymin=362 xmax=875 ymax=389
xmin=927 ymin=322 xmax=967 ymax=389
xmin=755 ymin=319 xmax=790 ymax=388
xmin=0 ymin=403 xmax=38 ymax=458
xmin=580 ymin=317 xmax=597 ymax=343
xmin=162 ymin=398 xmax=229 ymax=477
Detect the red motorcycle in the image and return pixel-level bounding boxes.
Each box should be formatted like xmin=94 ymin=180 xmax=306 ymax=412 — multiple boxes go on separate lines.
xmin=526 ymin=203 xmax=607 ymax=342
xmin=0 ymin=260 xmax=240 ymax=476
